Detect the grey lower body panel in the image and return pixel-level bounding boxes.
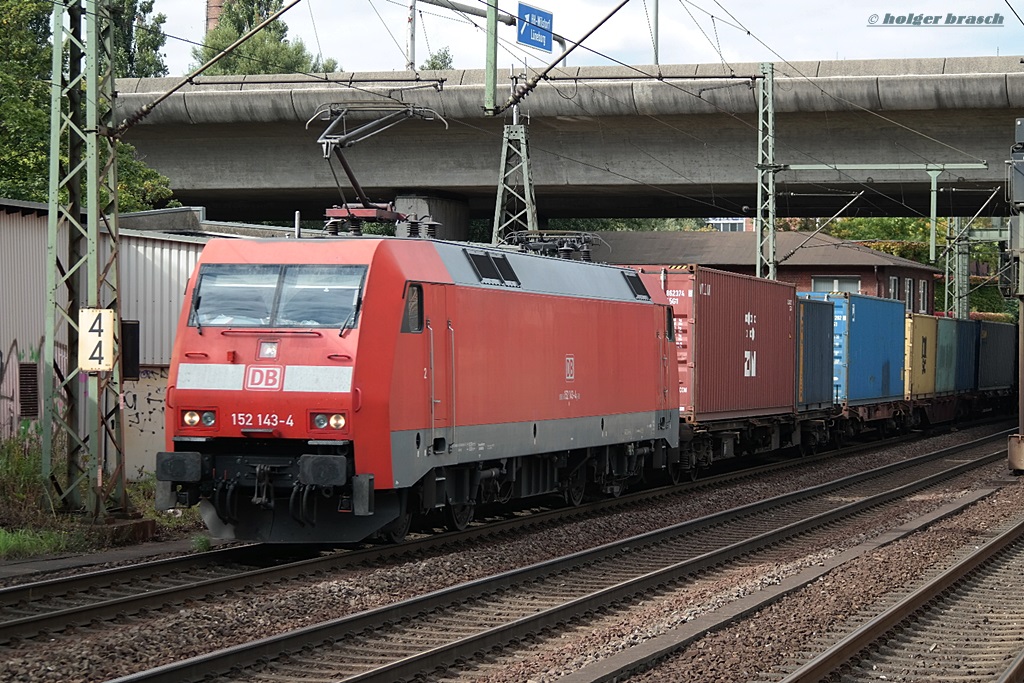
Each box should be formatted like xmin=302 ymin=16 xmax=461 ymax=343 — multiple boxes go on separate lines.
xmin=389 ymin=409 xmax=678 ymax=488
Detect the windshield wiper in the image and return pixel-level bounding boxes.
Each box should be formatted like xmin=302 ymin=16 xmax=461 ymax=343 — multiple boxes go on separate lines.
xmin=339 ymin=296 xmax=361 ymax=337
xmin=192 ymin=293 xmax=203 ymax=336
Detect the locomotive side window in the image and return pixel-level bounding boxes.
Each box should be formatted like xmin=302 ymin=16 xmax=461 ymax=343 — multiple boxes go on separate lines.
xmin=402 ymin=284 xmax=423 ymax=333
xmin=190 ymin=263 xmax=367 ymax=328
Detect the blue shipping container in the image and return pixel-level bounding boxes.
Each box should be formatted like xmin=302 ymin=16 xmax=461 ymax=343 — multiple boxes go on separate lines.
xmin=953 ymin=319 xmax=978 ymax=393
xmin=934 ymin=317 xmax=957 ymax=395
xmin=797 ymin=298 xmax=834 ymax=410
xmin=800 ymin=292 xmax=906 ymax=405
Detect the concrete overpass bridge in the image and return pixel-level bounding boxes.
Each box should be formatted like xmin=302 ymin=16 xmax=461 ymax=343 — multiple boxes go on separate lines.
xmin=114 ymin=56 xmax=1024 ymax=233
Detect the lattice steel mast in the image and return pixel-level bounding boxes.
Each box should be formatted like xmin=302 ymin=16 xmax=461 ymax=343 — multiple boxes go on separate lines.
xmin=43 ymin=0 xmax=126 ymax=516
xmin=754 ymin=62 xmax=778 ymax=279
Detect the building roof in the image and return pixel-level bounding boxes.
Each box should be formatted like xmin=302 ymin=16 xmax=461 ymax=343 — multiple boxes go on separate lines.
xmin=591 ymin=230 xmax=941 ymax=273
xmin=1 ymin=198 xmax=49 ymax=217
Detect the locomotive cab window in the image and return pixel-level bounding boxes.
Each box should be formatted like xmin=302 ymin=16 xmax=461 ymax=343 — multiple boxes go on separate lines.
xmin=402 ymin=284 xmax=423 ymax=333
xmin=190 ymin=263 xmax=367 ymax=329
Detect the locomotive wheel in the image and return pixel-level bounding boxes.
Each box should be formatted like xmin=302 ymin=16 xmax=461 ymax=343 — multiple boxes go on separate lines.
xmin=564 ymin=475 xmax=586 ymax=507
xmin=444 ymin=502 xmax=475 ymax=532
xmin=380 ymin=511 xmax=413 ymax=544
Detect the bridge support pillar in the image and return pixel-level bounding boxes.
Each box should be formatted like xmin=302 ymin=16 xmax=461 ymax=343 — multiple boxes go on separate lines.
xmin=395 ymin=195 xmax=469 ymax=241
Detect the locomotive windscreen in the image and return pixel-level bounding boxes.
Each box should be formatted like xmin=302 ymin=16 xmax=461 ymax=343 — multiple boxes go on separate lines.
xmin=190 ymin=263 xmax=367 ymax=328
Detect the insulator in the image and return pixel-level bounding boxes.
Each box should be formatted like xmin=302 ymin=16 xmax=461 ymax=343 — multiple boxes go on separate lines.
xmin=558 ymin=246 xmax=574 ymax=259
xmin=581 ymin=246 xmax=592 ymax=262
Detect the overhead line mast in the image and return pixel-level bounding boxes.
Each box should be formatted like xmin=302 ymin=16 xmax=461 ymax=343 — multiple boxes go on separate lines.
xmin=44 ymin=0 xmax=125 ymax=516
xmin=44 ymin=0 xmax=305 ymax=519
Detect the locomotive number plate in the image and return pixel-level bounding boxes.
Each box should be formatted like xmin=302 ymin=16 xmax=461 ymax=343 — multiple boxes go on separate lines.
xmin=232 ymin=412 xmax=295 ymax=427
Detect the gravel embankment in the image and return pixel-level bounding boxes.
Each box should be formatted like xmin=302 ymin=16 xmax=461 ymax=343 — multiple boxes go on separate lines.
xmin=0 ymin=425 xmax=1013 ymax=682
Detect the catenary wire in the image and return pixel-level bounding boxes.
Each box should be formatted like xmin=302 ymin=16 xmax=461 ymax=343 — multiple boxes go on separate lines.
xmin=50 ymin=0 xmax=991 ymax=221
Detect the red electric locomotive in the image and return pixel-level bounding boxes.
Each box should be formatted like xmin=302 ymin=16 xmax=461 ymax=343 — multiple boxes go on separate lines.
xmin=156 ymin=236 xmax=680 ymax=543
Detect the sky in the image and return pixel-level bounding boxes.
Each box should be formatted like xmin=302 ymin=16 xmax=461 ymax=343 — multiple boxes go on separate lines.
xmin=152 ymin=0 xmax=1024 ymax=77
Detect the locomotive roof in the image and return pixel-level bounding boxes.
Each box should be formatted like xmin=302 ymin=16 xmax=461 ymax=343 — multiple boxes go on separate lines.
xmin=199 ymin=236 xmax=660 ymax=305
xmin=430 ymin=239 xmax=656 ymax=303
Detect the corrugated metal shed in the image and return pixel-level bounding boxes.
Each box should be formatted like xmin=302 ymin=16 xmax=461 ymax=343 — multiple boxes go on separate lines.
xmin=0 ymin=201 xmax=56 ymax=348
xmin=1 ymin=200 xmax=209 ymax=367
xmin=109 ymin=231 xmax=205 ymax=365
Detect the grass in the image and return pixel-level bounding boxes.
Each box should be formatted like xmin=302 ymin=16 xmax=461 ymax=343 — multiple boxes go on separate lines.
xmin=0 ymin=528 xmax=75 ymax=560
xmin=0 ymin=435 xmax=206 ymax=560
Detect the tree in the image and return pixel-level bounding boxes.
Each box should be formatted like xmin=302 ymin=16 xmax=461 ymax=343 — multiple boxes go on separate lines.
xmin=0 ymin=0 xmax=52 ymax=203
xmin=191 ymin=0 xmax=339 ymax=75
xmin=548 ymin=217 xmax=710 ymax=232
xmin=116 ymin=143 xmax=176 ymax=212
xmin=420 ymin=47 xmax=453 ymax=70
xmin=826 ymin=216 xmax=934 ymax=242
xmin=112 ymin=0 xmax=169 ymax=78
xmin=0 ymin=1 xmax=175 ymax=210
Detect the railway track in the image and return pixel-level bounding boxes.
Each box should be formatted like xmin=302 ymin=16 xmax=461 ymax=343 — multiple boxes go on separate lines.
xmin=777 ymin=514 xmax=1024 ymax=683
xmin=1 ymin=427 xmax=955 ymax=645
xmin=103 ymin=429 xmax=1008 ymax=682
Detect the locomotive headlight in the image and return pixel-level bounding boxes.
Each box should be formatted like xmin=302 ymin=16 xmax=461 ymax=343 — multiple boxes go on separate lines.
xmin=329 ymin=413 xmax=346 ymax=430
xmin=201 ymin=411 xmax=216 ymax=427
xmin=183 ymin=410 xmax=201 ymax=427
xmin=313 ymin=413 xmax=329 ymax=429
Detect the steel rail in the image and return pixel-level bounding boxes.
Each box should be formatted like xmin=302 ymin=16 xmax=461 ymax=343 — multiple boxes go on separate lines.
xmin=1 ymin=427 xmax=959 ymax=644
xmin=106 ymin=434 xmax=1008 ymax=683
xmin=780 ymin=513 xmax=1024 ymax=683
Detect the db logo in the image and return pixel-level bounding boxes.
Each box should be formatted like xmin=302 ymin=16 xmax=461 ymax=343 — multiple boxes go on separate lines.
xmin=565 ymin=354 xmax=575 ymax=382
xmin=245 ymin=365 xmax=284 ymax=391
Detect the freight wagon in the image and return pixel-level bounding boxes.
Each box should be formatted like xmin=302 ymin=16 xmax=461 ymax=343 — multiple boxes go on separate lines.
xmin=638 ymin=266 xmax=801 ymax=469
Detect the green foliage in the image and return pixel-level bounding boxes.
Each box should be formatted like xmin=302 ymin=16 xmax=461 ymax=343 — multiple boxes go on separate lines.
xmin=0 ymin=528 xmax=73 ymax=560
xmin=191 ymin=534 xmax=213 ymax=553
xmin=191 ymin=0 xmax=339 ymax=75
xmin=420 ymin=47 xmax=453 ymax=70
xmin=0 ymin=436 xmax=50 ymax=528
xmin=548 ymin=217 xmax=710 ymax=232
xmin=969 ymin=283 xmax=1015 ymax=318
xmin=0 ymin=0 xmax=52 ymax=203
xmin=126 ymin=472 xmax=204 ymax=534
xmin=858 ymin=240 xmax=931 ymax=263
xmin=116 ymin=142 xmax=178 ymax=212
xmin=828 ymin=216 xmax=936 ymax=242
xmin=112 ymin=0 xmax=169 ymax=78
xmin=0 ymin=1 xmax=176 ymax=209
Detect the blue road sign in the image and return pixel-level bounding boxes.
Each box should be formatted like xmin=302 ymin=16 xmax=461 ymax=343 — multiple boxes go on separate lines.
xmin=517 ymin=3 xmax=553 ymax=52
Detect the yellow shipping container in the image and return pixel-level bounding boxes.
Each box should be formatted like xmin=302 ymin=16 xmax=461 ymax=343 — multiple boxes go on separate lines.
xmin=904 ymin=313 xmax=938 ymax=399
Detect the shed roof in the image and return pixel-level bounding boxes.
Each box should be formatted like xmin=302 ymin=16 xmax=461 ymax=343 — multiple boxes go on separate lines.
xmin=591 ymin=230 xmax=941 ymax=273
